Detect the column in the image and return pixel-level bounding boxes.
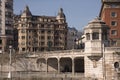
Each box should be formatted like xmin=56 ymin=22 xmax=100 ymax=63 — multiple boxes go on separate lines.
xmin=90 ymin=33 xmax=92 ymax=40
xmin=72 ymin=58 xmax=74 ymax=75
xmin=46 ymin=59 xmax=48 ymax=73
xmin=58 ymin=58 xmax=60 ymax=73
xmin=99 ymin=33 xmax=102 ymax=40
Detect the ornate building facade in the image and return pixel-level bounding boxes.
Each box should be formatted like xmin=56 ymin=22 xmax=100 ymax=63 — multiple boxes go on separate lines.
xmin=0 ymin=0 xmax=13 ymax=52
xmin=14 ymin=6 xmax=68 ymax=52
xmin=99 ymin=0 xmax=120 ymax=47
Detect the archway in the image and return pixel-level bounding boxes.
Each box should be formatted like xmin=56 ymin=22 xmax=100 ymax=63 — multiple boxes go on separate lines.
xmin=60 ymin=57 xmax=72 ymax=72
xmin=36 ymin=58 xmax=46 ymax=72
xmin=47 ymin=58 xmax=58 ymax=72
xmin=74 ymin=57 xmax=84 ymax=73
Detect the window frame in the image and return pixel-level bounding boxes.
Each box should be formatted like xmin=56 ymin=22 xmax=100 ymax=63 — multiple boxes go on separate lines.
xmin=86 ymin=33 xmax=90 ymax=40
xmin=111 ymin=21 xmax=117 ymax=26
xmin=111 ymin=12 xmax=117 ymax=18
xmin=111 ymin=30 xmax=117 ymax=36
xmin=92 ymin=32 xmax=99 ymax=40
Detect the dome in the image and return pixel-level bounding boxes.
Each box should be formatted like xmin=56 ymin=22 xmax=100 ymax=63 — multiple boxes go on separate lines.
xmin=57 ymin=8 xmax=66 ymax=19
xmin=89 ymin=17 xmax=105 ymax=24
xmin=84 ymin=17 xmax=109 ymax=29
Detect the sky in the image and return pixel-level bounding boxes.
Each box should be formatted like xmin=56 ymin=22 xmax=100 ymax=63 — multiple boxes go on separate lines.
xmin=14 ymin=0 xmax=102 ymax=31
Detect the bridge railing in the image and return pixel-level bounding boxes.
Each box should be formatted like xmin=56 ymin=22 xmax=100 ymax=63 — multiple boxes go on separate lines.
xmin=25 ymin=49 xmax=84 ymax=58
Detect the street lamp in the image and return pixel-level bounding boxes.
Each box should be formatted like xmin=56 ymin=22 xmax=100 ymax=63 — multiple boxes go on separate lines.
xmin=8 ymin=45 xmax=12 ymax=79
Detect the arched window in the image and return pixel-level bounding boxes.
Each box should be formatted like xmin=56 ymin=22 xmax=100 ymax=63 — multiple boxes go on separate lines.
xmin=92 ymin=32 xmax=99 ymax=40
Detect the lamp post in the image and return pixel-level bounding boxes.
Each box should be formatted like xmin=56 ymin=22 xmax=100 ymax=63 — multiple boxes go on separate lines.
xmin=8 ymin=45 xmax=12 ymax=79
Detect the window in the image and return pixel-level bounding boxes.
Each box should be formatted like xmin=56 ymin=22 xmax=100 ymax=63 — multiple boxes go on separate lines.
xmin=22 ymin=48 xmax=25 ymax=51
xmin=5 ymin=2 xmax=12 ymax=9
xmin=22 ymin=24 xmax=26 ymax=27
xmin=47 ymin=30 xmax=51 ymax=34
xmin=111 ymin=12 xmax=117 ymax=17
xmin=29 ymin=42 xmax=31 ymax=45
xmin=41 ymin=42 xmax=45 ymax=45
xmin=41 ymin=30 xmax=45 ymax=33
xmin=111 ymin=21 xmax=117 ymax=26
xmin=41 ymin=36 xmax=45 ymax=40
xmin=47 ymin=36 xmax=51 ymax=40
xmin=29 ymin=36 xmax=31 ymax=39
xmin=5 ymin=30 xmax=13 ymax=35
xmin=92 ymin=32 xmax=99 ymax=40
xmin=21 ymin=30 xmax=25 ymax=33
xmin=22 ymin=36 xmax=25 ymax=39
xmin=111 ymin=30 xmax=117 ymax=36
xmin=86 ymin=33 xmax=90 ymax=40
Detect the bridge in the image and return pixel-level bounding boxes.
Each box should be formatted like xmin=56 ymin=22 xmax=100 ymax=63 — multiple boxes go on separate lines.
xmin=0 ymin=49 xmax=85 ymax=79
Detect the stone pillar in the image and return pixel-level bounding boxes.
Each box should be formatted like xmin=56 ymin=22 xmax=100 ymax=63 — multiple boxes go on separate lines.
xmin=90 ymin=33 xmax=92 ymax=40
xmin=46 ymin=59 xmax=48 ymax=73
xmin=72 ymin=58 xmax=74 ymax=75
xmin=58 ymin=58 xmax=60 ymax=73
xmin=99 ymin=33 xmax=102 ymax=40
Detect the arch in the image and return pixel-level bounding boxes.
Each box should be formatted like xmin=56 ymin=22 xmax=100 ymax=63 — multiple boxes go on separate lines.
xmin=47 ymin=58 xmax=58 ymax=72
xmin=74 ymin=57 xmax=84 ymax=73
xmin=60 ymin=57 xmax=72 ymax=72
xmin=36 ymin=58 xmax=46 ymax=72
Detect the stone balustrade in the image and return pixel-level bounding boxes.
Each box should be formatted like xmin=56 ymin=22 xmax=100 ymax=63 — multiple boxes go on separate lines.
xmin=25 ymin=49 xmax=84 ymax=58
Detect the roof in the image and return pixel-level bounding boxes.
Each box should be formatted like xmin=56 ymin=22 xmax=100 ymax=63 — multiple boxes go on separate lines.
xmin=21 ymin=5 xmax=32 ymax=17
xmin=84 ymin=17 xmax=109 ymax=29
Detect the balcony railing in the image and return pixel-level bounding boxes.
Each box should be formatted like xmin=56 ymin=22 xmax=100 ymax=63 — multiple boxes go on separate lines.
xmin=25 ymin=49 xmax=84 ymax=58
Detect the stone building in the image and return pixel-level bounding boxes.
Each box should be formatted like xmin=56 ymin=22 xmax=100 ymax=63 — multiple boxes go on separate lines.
xmin=14 ymin=6 xmax=68 ymax=52
xmin=99 ymin=0 xmax=120 ymax=47
xmin=0 ymin=0 xmax=13 ymax=52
